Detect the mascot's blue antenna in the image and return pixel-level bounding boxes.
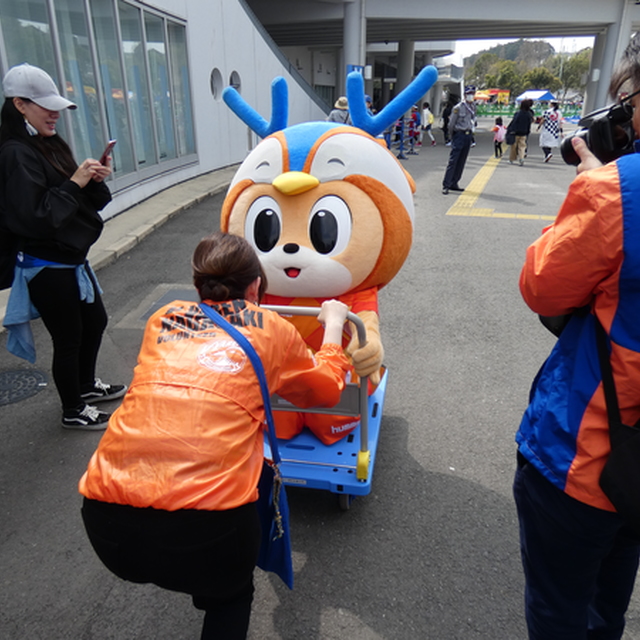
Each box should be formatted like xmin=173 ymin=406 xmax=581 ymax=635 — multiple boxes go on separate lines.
xmin=222 ymin=76 xmax=288 ymax=138
xmin=348 ymin=66 xmax=438 ymax=137
xmin=222 ymin=65 xmax=438 ymax=140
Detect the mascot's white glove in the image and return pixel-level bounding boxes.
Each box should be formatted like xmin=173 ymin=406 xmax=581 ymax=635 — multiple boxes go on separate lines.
xmin=345 ymin=310 xmax=384 ymax=385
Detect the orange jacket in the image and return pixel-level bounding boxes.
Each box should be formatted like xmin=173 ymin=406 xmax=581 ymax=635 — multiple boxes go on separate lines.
xmin=79 ymin=299 xmax=349 ymax=511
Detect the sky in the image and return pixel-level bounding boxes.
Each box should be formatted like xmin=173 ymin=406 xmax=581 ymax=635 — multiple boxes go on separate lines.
xmin=444 ymin=36 xmax=595 ymax=65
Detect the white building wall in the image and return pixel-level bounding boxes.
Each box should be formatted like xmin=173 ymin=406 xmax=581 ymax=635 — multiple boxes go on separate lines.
xmin=312 ymin=51 xmax=338 ymax=88
xmin=107 ymin=0 xmax=326 ymax=218
xmin=280 ymin=47 xmax=313 ymax=85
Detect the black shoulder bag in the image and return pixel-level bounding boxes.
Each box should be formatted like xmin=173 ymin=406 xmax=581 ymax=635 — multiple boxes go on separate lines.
xmin=595 ymin=316 xmax=640 ymax=536
xmin=505 ymin=112 xmax=518 ymax=146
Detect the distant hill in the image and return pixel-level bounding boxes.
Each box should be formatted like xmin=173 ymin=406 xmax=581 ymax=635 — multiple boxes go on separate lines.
xmin=464 ymin=38 xmax=556 ymax=70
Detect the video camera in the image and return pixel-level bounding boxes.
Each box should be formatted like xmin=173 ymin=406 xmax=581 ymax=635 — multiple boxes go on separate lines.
xmin=561 ymin=100 xmax=635 ymax=166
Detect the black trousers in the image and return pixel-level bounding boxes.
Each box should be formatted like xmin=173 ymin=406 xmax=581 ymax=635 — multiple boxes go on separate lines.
xmin=514 ymin=453 xmax=640 ymax=639
xmin=28 ymin=267 xmax=107 ymax=410
xmin=443 ymin=130 xmax=472 ymax=189
xmin=81 ymin=498 xmax=261 ymax=640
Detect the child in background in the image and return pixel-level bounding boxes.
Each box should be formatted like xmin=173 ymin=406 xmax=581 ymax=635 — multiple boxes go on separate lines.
xmin=421 ymin=101 xmax=436 ymax=146
xmin=492 ymin=117 xmax=507 ymax=158
xmin=409 ymin=105 xmax=421 ymax=147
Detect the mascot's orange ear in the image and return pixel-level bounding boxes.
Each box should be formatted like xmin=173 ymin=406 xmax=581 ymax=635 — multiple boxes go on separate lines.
xmin=344 ymin=175 xmax=413 ymax=292
xmin=402 ymin=166 xmax=416 ymax=194
xmin=220 ymin=179 xmax=253 ymax=232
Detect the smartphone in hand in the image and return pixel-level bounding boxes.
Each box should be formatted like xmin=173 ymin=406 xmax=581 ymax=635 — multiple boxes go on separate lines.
xmin=99 ymin=139 xmax=117 ymax=165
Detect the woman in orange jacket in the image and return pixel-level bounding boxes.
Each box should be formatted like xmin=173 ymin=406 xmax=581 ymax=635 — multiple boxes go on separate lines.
xmin=79 ymin=232 xmax=350 ymax=639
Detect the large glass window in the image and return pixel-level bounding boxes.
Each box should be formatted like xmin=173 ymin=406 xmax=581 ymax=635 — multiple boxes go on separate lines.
xmin=118 ymin=1 xmax=155 ymax=168
xmin=55 ymin=0 xmax=103 ymax=162
xmin=168 ymin=21 xmax=195 ymax=156
xmin=0 ymin=0 xmax=68 ymax=139
xmin=144 ymin=12 xmax=176 ymax=161
xmin=0 ymin=0 xmax=55 ymax=75
xmin=90 ymin=0 xmax=135 ymax=174
xmin=0 ymin=0 xmax=195 ymax=186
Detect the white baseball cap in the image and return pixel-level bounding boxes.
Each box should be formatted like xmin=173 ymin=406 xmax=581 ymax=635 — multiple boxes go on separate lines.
xmin=3 ymin=63 xmax=76 ymax=111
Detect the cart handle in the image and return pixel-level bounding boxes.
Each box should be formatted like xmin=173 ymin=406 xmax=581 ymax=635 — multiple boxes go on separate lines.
xmin=262 ymin=305 xmax=367 ymax=350
xmin=263 ymin=304 xmax=370 ymax=480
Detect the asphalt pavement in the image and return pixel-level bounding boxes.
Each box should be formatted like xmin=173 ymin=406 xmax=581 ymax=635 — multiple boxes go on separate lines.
xmin=2 ymin=119 xmax=640 ymax=639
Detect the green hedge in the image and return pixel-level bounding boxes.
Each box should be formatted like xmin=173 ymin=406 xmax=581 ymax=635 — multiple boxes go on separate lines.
xmin=476 ymin=104 xmax=582 ymax=118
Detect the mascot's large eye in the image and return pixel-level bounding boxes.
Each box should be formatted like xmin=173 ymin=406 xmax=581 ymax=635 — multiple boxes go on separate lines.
xmin=308 ymin=195 xmax=352 ymax=256
xmin=245 ymin=196 xmax=282 ymax=253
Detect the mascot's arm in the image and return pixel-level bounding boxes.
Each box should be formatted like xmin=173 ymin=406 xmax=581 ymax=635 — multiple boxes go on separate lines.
xmin=345 ymin=309 xmax=383 ymax=385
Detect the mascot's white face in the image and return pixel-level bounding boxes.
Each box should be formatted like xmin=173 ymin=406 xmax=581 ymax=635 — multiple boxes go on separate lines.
xmin=222 ymin=126 xmax=414 ymax=298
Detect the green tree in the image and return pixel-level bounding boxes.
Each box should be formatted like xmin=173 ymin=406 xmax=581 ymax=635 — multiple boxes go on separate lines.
xmin=496 ymin=60 xmax=524 ymax=98
xmin=463 ymin=40 xmax=591 ymax=103
xmin=561 ymin=48 xmax=592 ymax=97
xmin=465 ymin=52 xmax=500 ymax=89
xmin=522 ymin=67 xmax=562 ymax=92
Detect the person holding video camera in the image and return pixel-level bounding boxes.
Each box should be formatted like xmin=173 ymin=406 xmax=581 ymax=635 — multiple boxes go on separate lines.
xmin=0 ymin=63 xmax=125 ymax=430
xmin=514 ymin=33 xmax=640 ymax=640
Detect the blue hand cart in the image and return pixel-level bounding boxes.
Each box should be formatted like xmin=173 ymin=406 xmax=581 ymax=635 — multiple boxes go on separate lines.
xmin=263 ymin=305 xmax=388 ymax=510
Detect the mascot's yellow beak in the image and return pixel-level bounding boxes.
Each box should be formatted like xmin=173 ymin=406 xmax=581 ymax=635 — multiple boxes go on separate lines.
xmin=272 ymin=171 xmax=320 ymax=195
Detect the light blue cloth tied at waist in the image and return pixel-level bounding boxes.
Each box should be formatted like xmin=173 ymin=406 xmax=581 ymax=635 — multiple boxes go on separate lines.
xmin=3 ymin=252 xmax=103 ymax=363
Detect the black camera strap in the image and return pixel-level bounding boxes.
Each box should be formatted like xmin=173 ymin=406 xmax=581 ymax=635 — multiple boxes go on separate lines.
xmin=594 ymin=316 xmax=640 ymax=448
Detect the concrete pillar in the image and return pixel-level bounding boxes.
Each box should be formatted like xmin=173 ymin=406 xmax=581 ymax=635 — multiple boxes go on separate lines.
xmin=432 ymin=84 xmax=443 ymax=117
xmin=397 ymin=39 xmax=415 ymax=93
xmin=584 ymin=0 xmax=628 ymax=112
xmin=382 ymin=80 xmax=391 ymax=107
xmin=420 ymin=53 xmax=434 ymax=110
xmin=584 ymin=33 xmax=606 ymax=113
xmin=343 ymin=0 xmax=366 ymax=93
xmin=613 ymin=0 xmax=634 ymax=63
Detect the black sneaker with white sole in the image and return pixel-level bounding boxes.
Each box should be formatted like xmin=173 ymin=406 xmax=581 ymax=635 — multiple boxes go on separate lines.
xmin=80 ymin=378 xmax=127 ymax=403
xmin=62 ymin=404 xmax=110 ymax=430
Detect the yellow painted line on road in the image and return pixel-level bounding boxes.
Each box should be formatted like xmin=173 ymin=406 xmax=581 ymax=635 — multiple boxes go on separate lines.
xmin=446 ymin=155 xmax=556 ymax=221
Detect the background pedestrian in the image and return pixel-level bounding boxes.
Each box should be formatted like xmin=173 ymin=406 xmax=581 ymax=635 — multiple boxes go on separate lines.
xmin=508 ymin=99 xmax=535 ymax=166
xmin=327 ymin=96 xmax=351 ymax=124
xmin=537 ymin=101 xmax=563 ymax=162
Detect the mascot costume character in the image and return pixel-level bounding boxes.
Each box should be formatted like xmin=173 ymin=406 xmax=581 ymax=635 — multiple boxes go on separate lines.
xmin=221 ymin=67 xmax=437 ymax=444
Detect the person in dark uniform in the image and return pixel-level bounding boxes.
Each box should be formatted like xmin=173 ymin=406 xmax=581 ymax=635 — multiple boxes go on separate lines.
xmin=441 ymin=99 xmax=453 ymax=145
xmin=442 ymin=85 xmax=477 ymax=195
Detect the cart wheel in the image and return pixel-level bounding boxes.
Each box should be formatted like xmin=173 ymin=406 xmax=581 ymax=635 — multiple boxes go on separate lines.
xmin=338 ymin=494 xmax=353 ymax=511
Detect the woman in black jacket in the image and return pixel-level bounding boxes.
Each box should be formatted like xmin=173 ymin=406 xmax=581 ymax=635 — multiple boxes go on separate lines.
xmin=0 ymin=63 xmax=125 ymax=430
xmin=508 ymin=98 xmax=535 ymax=166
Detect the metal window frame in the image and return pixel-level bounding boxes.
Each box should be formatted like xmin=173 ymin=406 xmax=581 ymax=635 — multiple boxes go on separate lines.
xmin=0 ymin=0 xmax=198 ymax=194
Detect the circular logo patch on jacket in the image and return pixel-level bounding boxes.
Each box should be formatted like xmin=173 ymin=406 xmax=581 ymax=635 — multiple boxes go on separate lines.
xmin=197 ymin=338 xmax=247 ymax=373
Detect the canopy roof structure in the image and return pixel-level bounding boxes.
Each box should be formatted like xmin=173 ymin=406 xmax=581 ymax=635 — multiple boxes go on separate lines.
xmin=516 ymin=90 xmax=556 ymax=102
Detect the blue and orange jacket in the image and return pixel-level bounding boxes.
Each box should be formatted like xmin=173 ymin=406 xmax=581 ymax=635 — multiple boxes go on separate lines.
xmin=517 ymin=152 xmax=640 ymax=511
